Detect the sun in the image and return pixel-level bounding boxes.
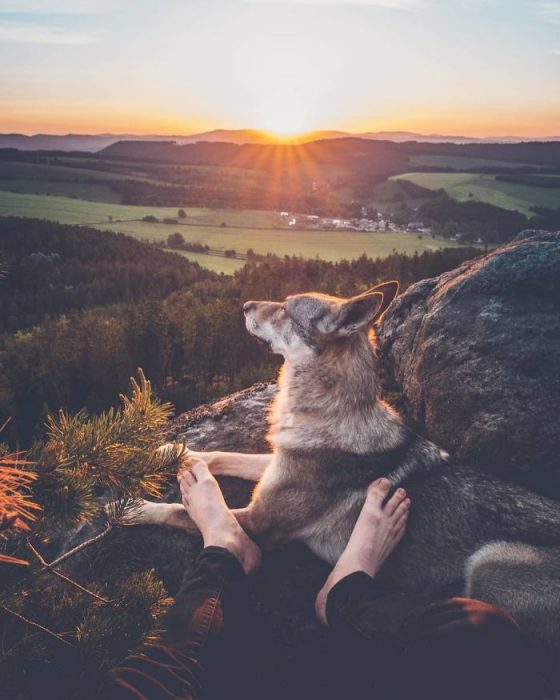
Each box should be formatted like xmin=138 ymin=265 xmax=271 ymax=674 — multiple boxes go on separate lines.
xmin=257 ymin=95 xmax=309 ymax=140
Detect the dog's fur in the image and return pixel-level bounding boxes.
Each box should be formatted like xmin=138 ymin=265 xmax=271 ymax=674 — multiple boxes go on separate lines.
xmin=135 ymin=282 xmax=560 ymax=666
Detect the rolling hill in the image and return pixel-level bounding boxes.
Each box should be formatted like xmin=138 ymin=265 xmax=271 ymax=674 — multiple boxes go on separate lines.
xmin=2 ymin=130 xmax=559 ymax=152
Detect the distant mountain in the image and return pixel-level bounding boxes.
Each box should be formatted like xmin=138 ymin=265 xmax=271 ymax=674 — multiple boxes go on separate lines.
xmin=0 ymin=133 xmax=177 ymax=152
xmin=179 ymin=129 xmax=351 ymax=145
xmin=357 ymin=131 xmax=550 ymax=144
xmin=1 ymin=129 xmax=558 ymax=153
xmin=0 ymin=129 xmax=352 ymax=151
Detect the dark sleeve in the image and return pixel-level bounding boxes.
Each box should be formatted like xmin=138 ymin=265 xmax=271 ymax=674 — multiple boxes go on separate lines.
xmin=326 ymin=571 xmax=439 ymax=645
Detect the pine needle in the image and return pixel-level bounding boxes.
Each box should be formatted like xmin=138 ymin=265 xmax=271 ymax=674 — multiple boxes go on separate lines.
xmin=0 ymin=452 xmax=41 ymax=566
xmin=37 ymin=370 xmax=183 ymax=532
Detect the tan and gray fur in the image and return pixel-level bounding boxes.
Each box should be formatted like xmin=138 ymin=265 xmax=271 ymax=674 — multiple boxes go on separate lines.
xmin=133 ymin=282 xmax=560 ymax=675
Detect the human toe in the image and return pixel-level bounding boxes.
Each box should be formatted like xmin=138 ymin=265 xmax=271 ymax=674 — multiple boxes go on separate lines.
xmin=178 ymin=469 xmax=195 ymax=493
xmin=385 ymin=487 xmax=407 ymax=515
xmin=366 ymin=478 xmax=391 ymax=505
xmin=393 ymin=497 xmax=411 ymax=520
xmin=392 ymin=504 xmax=410 ymax=532
xmin=191 ymin=459 xmax=211 ymax=481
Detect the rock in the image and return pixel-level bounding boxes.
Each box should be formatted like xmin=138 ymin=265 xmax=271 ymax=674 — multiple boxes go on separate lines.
xmin=377 ymin=230 xmax=560 ymax=496
xmin=167 ymin=382 xmax=278 ymax=508
xmin=168 ymin=381 xmax=276 ymax=452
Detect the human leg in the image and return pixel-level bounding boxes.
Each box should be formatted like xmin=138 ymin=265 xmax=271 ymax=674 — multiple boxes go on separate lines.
xmin=109 ymin=461 xmax=262 ymax=700
xmin=317 ymin=478 xmax=546 ymax=700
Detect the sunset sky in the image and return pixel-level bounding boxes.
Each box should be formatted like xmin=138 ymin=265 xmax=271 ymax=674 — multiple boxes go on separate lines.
xmin=1 ymin=0 xmax=559 ymax=138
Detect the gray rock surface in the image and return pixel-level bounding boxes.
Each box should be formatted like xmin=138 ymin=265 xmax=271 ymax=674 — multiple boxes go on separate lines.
xmin=167 ymin=382 xmax=278 ymax=509
xmin=377 ymin=230 xmax=560 ymax=495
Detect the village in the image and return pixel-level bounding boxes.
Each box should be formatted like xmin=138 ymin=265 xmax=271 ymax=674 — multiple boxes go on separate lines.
xmin=277 ymin=210 xmax=434 ymax=235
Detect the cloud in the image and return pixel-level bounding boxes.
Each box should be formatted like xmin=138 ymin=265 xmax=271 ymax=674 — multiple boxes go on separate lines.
xmin=243 ymin=0 xmax=425 ymax=8
xmin=539 ymin=1 xmax=560 ymax=23
xmin=552 ymin=48 xmax=560 ymax=55
xmin=0 ymin=19 xmax=101 ymax=43
xmin=0 ymin=0 xmax=114 ymax=13
xmin=242 ymin=0 xmax=494 ymax=7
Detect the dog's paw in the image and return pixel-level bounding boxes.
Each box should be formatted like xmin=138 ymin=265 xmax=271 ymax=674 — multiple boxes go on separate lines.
xmin=105 ymin=498 xmax=198 ymax=531
xmin=105 ymin=498 xmax=150 ymax=526
xmin=158 ymin=441 xmax=194 ymax=472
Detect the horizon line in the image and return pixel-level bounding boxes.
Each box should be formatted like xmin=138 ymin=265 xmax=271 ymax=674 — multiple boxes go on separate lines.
xmin=3 ymin=127 xmax=560 ymax=141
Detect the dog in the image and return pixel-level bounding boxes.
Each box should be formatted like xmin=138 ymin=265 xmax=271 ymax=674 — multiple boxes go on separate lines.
xmin=132 ymin=281 xmax=560 ymax=665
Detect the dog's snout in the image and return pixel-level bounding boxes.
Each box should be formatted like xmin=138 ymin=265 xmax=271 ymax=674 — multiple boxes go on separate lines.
xmin=243 ymin=301 xmax=256 ymax=315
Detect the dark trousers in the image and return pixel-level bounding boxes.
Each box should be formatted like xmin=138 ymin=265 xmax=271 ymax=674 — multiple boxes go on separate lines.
xmin=109 ymin=547 xmax=544 ymax=700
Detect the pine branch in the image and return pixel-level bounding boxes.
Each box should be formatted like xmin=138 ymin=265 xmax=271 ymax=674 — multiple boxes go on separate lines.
xmin=48 ymin=524 xmax=114 ymax=569
xmin=1 ymin=604 xmax=75 ymax=647
xmin=38 ymin=370 xmax=182 ymax=531
xmin=27 ymin=542 xmax=109 ymax=604
xmin=0 ymin=460 xmax=41 ymax=534
xmin=0 ymin=524 xmax=115 ymax=610
xmin=0 ymin=448 xmax=42 ymax=567
xmin=0 ymin=371 xmax=185 ymax=690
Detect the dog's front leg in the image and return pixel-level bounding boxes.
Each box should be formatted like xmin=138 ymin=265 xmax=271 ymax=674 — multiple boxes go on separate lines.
xmin=190 ymin=450 xmax=273 ymax=482
xmin=232 ymin=505 xmax=288 ymax=551
xmin=119 ymin=500 xmax=196 ymax=531
xmin=159 ymin=443 xmax=272 ymax=482
xmin=232 ymin=506 xmax=262 ymax=544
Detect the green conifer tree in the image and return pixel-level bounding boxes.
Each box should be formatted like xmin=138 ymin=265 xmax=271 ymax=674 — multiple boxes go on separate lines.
xmin=0 ymin=371 xmax=187 ymax=699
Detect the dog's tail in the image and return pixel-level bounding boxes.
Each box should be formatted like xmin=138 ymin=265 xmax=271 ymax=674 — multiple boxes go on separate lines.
xmin=482 ymin=477 xmax=560 ymax=546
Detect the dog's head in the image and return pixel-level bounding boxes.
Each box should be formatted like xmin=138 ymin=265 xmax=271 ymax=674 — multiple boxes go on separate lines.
xmin=243 ymin=281 xmax=399 ymax=363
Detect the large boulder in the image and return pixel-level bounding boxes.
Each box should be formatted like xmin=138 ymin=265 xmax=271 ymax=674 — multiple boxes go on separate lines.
xmin=377 ymin=230 xmax=560 ymax=496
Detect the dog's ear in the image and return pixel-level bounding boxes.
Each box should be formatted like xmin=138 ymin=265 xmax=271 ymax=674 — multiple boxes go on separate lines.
xmin=320 ymin=291 xmax=385 ymax=336
xmin=363 ymin=280 xmax=399 ymax=324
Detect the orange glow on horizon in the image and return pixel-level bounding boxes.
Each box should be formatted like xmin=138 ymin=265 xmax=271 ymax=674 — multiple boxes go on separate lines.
xmin=1 ymin=105 xmax=559 ymax=141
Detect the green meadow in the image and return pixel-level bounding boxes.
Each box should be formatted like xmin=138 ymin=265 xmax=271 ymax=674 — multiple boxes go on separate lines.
xmin=0 ymin=190 xmax=462 ymax=274
xmin=392 ymin=172 xmax=560 ymax=216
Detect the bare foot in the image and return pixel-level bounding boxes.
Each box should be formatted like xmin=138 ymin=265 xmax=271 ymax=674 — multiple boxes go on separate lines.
xmin=315 ymin=478 xmax=410 ymax=625
xmin=177 ymin=460 xmax=262 ymax=575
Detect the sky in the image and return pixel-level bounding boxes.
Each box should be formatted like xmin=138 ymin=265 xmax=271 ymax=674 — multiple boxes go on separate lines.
xmin=0 ymin=0 xmax=559 ymax=137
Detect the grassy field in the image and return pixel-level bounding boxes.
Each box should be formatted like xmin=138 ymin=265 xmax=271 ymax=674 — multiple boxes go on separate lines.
xmin=408 ymin=155 xmax=547 ymax=170
xmin=0 ymin=190 xmax=463 ymax=273
xmin=0 ymin=191 xmax=282 ymax=227
xmin=173 ymin=249 xmax=244 ymax=274
xmin=0 ymin=190 xmax=185 ymax=223
xmin=392 ymin=172 xmax=560 ymax=216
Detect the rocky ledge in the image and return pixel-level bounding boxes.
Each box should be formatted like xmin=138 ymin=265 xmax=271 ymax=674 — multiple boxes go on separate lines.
xmin=377 ymin=230 xmax=560 ymax=496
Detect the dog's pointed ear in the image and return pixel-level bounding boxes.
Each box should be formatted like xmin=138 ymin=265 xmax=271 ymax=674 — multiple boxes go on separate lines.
xmin=322 ymin=291 xmax=385 ymax=336
xmin=363 ymin=280 xmax=399 ymax=324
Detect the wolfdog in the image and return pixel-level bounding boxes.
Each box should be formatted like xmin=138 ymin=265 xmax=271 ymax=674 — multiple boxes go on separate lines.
xmin=133 ymin=281 xmax=560 ymax=664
